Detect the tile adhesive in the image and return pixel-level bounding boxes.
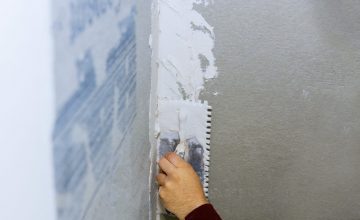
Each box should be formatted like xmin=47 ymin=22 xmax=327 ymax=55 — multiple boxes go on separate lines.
xmin=149 ymin=0 xmax=217 ymax=219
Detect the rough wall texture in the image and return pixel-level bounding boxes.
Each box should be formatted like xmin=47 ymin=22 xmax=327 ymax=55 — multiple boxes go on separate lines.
xmin=51 ymin=0 xmax=360 ymax=219
xmin=52 ymin=0 xmax=150 ymax=219
xmin=199 ymin=1 xmax=360 ymax=220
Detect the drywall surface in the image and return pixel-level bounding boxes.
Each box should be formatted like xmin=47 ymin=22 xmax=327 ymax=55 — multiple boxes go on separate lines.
xmin=0 ymin=1 xmax=56 ymax=220
xmin=52 ymin=0 xmax=150 ymax=219
xmin=199 ymin=1 xmax=360 ymax=220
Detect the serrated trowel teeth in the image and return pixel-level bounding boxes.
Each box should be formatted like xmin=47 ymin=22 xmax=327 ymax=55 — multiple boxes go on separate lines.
xmin=156 ymin=100 xmax=212 ymax=195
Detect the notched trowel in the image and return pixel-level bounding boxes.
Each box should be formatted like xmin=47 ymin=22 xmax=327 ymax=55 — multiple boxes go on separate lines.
xmin=156 ymin=100 xmax=212 ymax=217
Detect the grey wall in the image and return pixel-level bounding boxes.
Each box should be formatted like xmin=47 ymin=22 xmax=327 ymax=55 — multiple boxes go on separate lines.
xmin=136 ymin=1 xmax=159 ymax=220
xmin=199 ymin=1 xmax=360 ymax=220
xmin=135 ymin=0 xmax=152 ymax=218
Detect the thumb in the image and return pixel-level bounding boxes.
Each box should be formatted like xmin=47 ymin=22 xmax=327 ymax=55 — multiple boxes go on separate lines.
xmin=165 ymin=152 xmax=189 ymax=168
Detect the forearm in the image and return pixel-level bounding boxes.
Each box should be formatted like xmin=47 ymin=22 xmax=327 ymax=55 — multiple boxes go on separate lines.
xmin=185 ymin=203 xmax=222 ymax=220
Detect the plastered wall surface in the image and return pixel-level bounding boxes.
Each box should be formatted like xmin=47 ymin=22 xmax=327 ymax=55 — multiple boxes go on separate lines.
xmin=199 ymin=1 xmax=360 ymax=220
xmin=50 ymin=0 xmax=360 ymax=219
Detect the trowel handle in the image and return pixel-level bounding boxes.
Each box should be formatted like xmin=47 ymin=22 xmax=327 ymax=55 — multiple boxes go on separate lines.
xmin=174 ymin=141 xmax=187 ymax=159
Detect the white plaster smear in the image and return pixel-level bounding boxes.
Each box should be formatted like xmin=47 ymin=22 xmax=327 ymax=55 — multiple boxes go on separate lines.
xmin=150 ymin=0 xmax=217 ymax=218
xmin=155 ymin=0 xmax=217 ymax=101
xmin=158 ymin=100 xmax=211 ymax=151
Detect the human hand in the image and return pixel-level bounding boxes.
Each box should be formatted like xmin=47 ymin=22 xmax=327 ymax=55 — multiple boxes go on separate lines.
xmin=157 ymin=152 xmax=208 ymax=220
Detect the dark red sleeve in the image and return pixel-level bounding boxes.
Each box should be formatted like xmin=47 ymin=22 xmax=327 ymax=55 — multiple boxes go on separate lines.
xmin=185 ymin=204 xmax=222 ymax=220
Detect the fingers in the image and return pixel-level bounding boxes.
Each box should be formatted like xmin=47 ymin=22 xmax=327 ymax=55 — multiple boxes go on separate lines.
xmin=165 ymin=152 xmax=188 ymax=168
xmin=158 ymin=186 xmax=165 ymax=199
xmin=158 ymin=156 xmax=176 ymax=175
xmin=156 ymin=173 xmax=166 ymax=186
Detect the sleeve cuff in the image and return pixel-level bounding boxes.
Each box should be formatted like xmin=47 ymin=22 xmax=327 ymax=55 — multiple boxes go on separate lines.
xmin=185 ymin=203 xmax=222 ymax=220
